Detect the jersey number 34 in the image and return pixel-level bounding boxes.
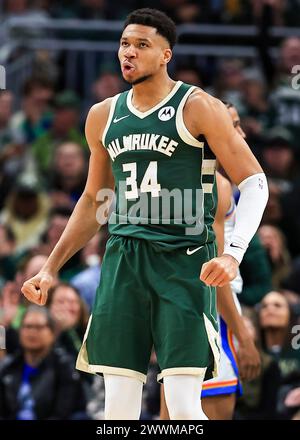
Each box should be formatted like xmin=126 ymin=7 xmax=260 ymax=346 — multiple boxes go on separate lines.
xmin=123 ymin=161 xmax=161 ymax=200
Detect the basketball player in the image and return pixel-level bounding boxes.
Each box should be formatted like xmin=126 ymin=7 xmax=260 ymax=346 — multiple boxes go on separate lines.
xmin=202 ymin=103 xmax=258 ymax=419
xmin=160 ymin=103 xmax=261 ymax=420
xmin=21 ymin=9 xmax=268 ymax=420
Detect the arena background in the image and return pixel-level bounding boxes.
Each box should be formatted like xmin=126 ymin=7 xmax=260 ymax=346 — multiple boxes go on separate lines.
xmin=0 ymin=0 xmax=300 ymax=420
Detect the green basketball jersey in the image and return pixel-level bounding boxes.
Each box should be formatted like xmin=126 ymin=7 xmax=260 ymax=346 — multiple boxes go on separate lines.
xmin=102 ymin=80 xmax=217 ymax=249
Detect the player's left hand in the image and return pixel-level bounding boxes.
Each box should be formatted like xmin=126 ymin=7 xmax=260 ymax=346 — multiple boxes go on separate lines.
xmin=200 ymin=255 xmax=239 ymax=287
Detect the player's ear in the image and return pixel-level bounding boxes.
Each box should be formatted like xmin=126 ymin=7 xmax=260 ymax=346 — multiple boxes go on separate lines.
xmin=162 ymin=48 xmax=172 ymax=65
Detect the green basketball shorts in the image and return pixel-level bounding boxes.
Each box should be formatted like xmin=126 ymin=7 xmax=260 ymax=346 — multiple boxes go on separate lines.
xmin=76 ymin=235 xmax=220 ymax=383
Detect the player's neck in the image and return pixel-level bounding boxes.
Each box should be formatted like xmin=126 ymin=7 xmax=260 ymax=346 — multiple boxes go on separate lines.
xmin=131 ymin=74 xmax=176 ymax=113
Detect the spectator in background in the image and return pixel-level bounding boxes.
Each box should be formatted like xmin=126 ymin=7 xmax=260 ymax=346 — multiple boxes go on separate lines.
xmin=267 ymin=38 xmax=300 ymax=150
xmin=3 ymin=0 xmax=50 ymax=19
xmin=0 ymin=175 xmax=50 ymax=253
xmin=251 ymin=0 xmax=286 ymax=26
xmin=174 ymin=65 xmax=203 ymax=88
xmin=0 ymin=281 xmax=24 ymax=338
xmin=261 ymin=179 xmax=283 ymax=225
xmin=48 ymin=283 xmax=89 ymax=360
xmin=0 ymin=254 xmax=59 ymax=355
xmin=35 ymin=207 xmax=84 ymax=280
xmin=169 ymin=1 xmax=201 ymax=24
xmin=150 ymin=0 xmax=202 ymax=24
xmin=257 ymin=290 xmax=300 ymax=418
xmin=261 ymin=127 xmax=298 ymax=184
xmin=70 ymin=232 xmax=103 ymax=311
xmin=0 ymin=90 xmax=27 ymax=210
xmin=234 ymin=311 xmax=281 ymax=419
xmin=239 ymin=233 xmax=272 ymax=307
xmin=10 ymin=77 xmax=54 ymax=145
xmin=254 ymin=2 xmax=300 ymax=143
xmin=92 ymin=70 xmax=124 ymax=104
xmin=0 ymin=306 xmax=87 ymax=419
xmin=70 ymin=225 xmax=109 ymax=311
xmin=78 ymin=0 xmax=107 ymax=19
xmin=259 ymin=291 xmax=294 ymax=352
xmin=259 ymin=225 xmax=291 ymax=289
xmin=211 ymin=59 xmax=245 ymax=106
xmin=48 ymin=142 xmax=87 ymax=209
xmin=34 ymin=206 xmax=72 ymax=257
xmin=278 ymin=37 xmax=300 ymax=84
xmin=31 ymin=90 xmax=87 ymax=175
xmin=239 ymin=71 xmax=269 ymax=154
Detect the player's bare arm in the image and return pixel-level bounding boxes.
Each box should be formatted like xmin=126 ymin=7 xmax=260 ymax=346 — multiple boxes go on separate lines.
xmin=21 ymin=100 xmax=114 ymax=306
xmin=213 ymin=173 xmax=260 ymax=381
xmin=184 ymin=90 xmax=268 ymax=286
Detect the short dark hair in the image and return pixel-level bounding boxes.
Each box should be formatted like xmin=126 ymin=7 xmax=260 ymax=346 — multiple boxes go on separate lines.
xmin=123 ymin=8 xmax=177 ymax=49
xmin=222 ymin=100 xmax=234 ymax=109
xmin=22 ymin=305 xmax=56 ymax=332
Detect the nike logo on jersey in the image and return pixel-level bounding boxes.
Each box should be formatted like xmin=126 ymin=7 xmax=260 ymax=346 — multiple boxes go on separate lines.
xmin=186 ymin=246 xmax=204 ymax=255
xmin=113 ymin=115 xmax=130 ymax=123
xmin=229 ymin=243 xmax=243 ymax=249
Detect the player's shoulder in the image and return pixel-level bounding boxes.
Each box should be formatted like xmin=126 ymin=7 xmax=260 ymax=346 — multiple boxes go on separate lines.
xmin=186 ymin=87 xmax=225 ymax=114
xmin=86 ymin=97 xmax=115 ymax=134
xmin=88 ymin=97 xmax=114 ymax=120
xmin=183 ymin=87 xmax=232 ymax=136
xmin=85 ymin=97 xmax=116 ymax=149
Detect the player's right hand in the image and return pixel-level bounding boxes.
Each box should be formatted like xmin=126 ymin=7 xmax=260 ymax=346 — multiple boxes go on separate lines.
xmin=200 ymin=254 xmax=238 ymax=287
xmin=21 ymin=272 xmax=54 ymax=306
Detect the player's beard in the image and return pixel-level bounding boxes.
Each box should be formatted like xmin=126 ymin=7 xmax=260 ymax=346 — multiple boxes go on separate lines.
xmin=128 ymin=73 xmax=153 ymax=85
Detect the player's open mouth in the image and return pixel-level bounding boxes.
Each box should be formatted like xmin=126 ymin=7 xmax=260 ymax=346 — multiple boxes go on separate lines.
xmin=122 ymin=61 xmax=135 ymax=73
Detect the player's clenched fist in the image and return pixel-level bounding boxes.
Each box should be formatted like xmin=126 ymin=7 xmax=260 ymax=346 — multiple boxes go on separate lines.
xmin=21 ymin=272 xmax=54 ymax=306
xmin=200 ymin=255 xmax=239 ymax=287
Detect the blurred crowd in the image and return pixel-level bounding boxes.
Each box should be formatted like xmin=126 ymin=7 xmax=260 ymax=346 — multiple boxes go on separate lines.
xmin=1 ymin=0 xmax=300 ymax=421
xmin=1 ymin=0 xmax=300 ymax=26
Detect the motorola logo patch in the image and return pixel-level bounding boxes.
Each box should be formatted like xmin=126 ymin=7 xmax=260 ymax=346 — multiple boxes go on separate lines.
xmin=158 ymin=106 xmax=175 ymax=121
